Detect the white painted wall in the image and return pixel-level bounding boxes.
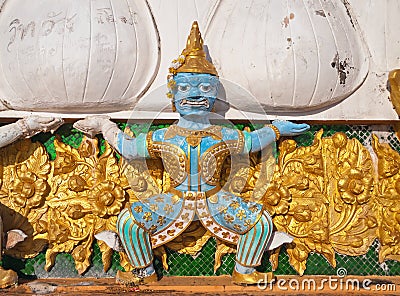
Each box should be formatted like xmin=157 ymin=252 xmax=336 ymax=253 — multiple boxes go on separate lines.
xmin=0 ymin=0 xmax=397 ymax=120
xmin=0 ymin=0 xmax=159 ymax=112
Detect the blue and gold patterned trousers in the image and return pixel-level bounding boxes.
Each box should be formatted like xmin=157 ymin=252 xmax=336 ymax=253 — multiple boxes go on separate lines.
xmin=117 ymin=204 xmax=273 ymax=268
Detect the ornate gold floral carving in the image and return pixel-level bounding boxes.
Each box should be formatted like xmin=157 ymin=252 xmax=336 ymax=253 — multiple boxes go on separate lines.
xmin=372 ymin=134 xmax=400 ymax=262
xmin=0 ymin=139 xmax=50 ymax=259
xmin=1 ymin=128 xmax=400 ymax=277
xmin=45 ymin=136 xmax=128 ymax=274
xmin=271 ymin=130 xmax=376 ymax=275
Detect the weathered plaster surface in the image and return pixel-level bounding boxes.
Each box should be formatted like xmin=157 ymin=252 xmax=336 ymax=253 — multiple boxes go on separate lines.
xmin=0 ymin=0 xmax=397 ymax=120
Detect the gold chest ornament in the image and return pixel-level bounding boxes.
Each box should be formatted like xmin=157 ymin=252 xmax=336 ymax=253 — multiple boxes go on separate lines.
xmin=147 ymin=125 xmax=245 ymax=187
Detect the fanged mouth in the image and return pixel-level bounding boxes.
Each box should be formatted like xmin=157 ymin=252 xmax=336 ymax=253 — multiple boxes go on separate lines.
xmin=179 ymin=98 xmax=210 ymax=108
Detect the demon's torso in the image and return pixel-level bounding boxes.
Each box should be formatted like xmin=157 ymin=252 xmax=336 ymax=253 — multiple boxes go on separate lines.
xmin=126 ymin=125 xmax=263 ymax=248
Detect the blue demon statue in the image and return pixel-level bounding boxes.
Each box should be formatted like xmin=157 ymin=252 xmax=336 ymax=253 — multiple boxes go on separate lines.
xmin=74 ymin=22 xmax=309 ymax=285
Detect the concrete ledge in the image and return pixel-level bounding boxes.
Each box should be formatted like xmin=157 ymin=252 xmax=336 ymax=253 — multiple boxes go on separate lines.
xmin=1 ymin=275 xmax=399 ymax=295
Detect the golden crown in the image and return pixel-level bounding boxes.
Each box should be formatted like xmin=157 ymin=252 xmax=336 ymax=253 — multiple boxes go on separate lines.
xmin=169 ymin=21 xmax=218 ymax=77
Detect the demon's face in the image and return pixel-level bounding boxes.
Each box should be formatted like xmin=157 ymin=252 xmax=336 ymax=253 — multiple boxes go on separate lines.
xmin=172 ymin=73 xmax=219 ymax=116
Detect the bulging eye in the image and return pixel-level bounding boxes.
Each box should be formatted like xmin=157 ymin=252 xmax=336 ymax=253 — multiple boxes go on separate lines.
xmin=177 ymin=84 xmax=190 ymax=92
xmin=199 ymin=84 xmax=212 ymax=92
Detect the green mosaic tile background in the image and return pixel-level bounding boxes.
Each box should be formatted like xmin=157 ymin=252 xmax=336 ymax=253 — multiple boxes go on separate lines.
xmin=1 ymin=123 xmax=400 ymax=278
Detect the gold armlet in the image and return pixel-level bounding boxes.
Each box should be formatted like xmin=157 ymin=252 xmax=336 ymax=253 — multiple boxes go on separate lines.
xmin=267 ymin=124 xmax=281 ymax=141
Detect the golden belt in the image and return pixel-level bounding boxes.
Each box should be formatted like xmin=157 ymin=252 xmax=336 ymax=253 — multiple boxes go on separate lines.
xmin=167 ymin=187 xmax=220 ymax=200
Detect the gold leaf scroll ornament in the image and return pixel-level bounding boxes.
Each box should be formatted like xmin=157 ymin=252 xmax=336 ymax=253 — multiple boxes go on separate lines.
xmin=0 ymin=139 xmax=50 ymax=259
xmin=271 ymin=130 xmax=376 ymax=275
xmin=46 ymin=136 xmax=127 ymax=274
xmin=372 ymin=134 xmax=400 ymax=262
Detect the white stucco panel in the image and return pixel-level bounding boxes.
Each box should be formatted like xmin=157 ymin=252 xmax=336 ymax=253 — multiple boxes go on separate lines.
xmin=0 ymin=0 xmax=397 ymax=120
